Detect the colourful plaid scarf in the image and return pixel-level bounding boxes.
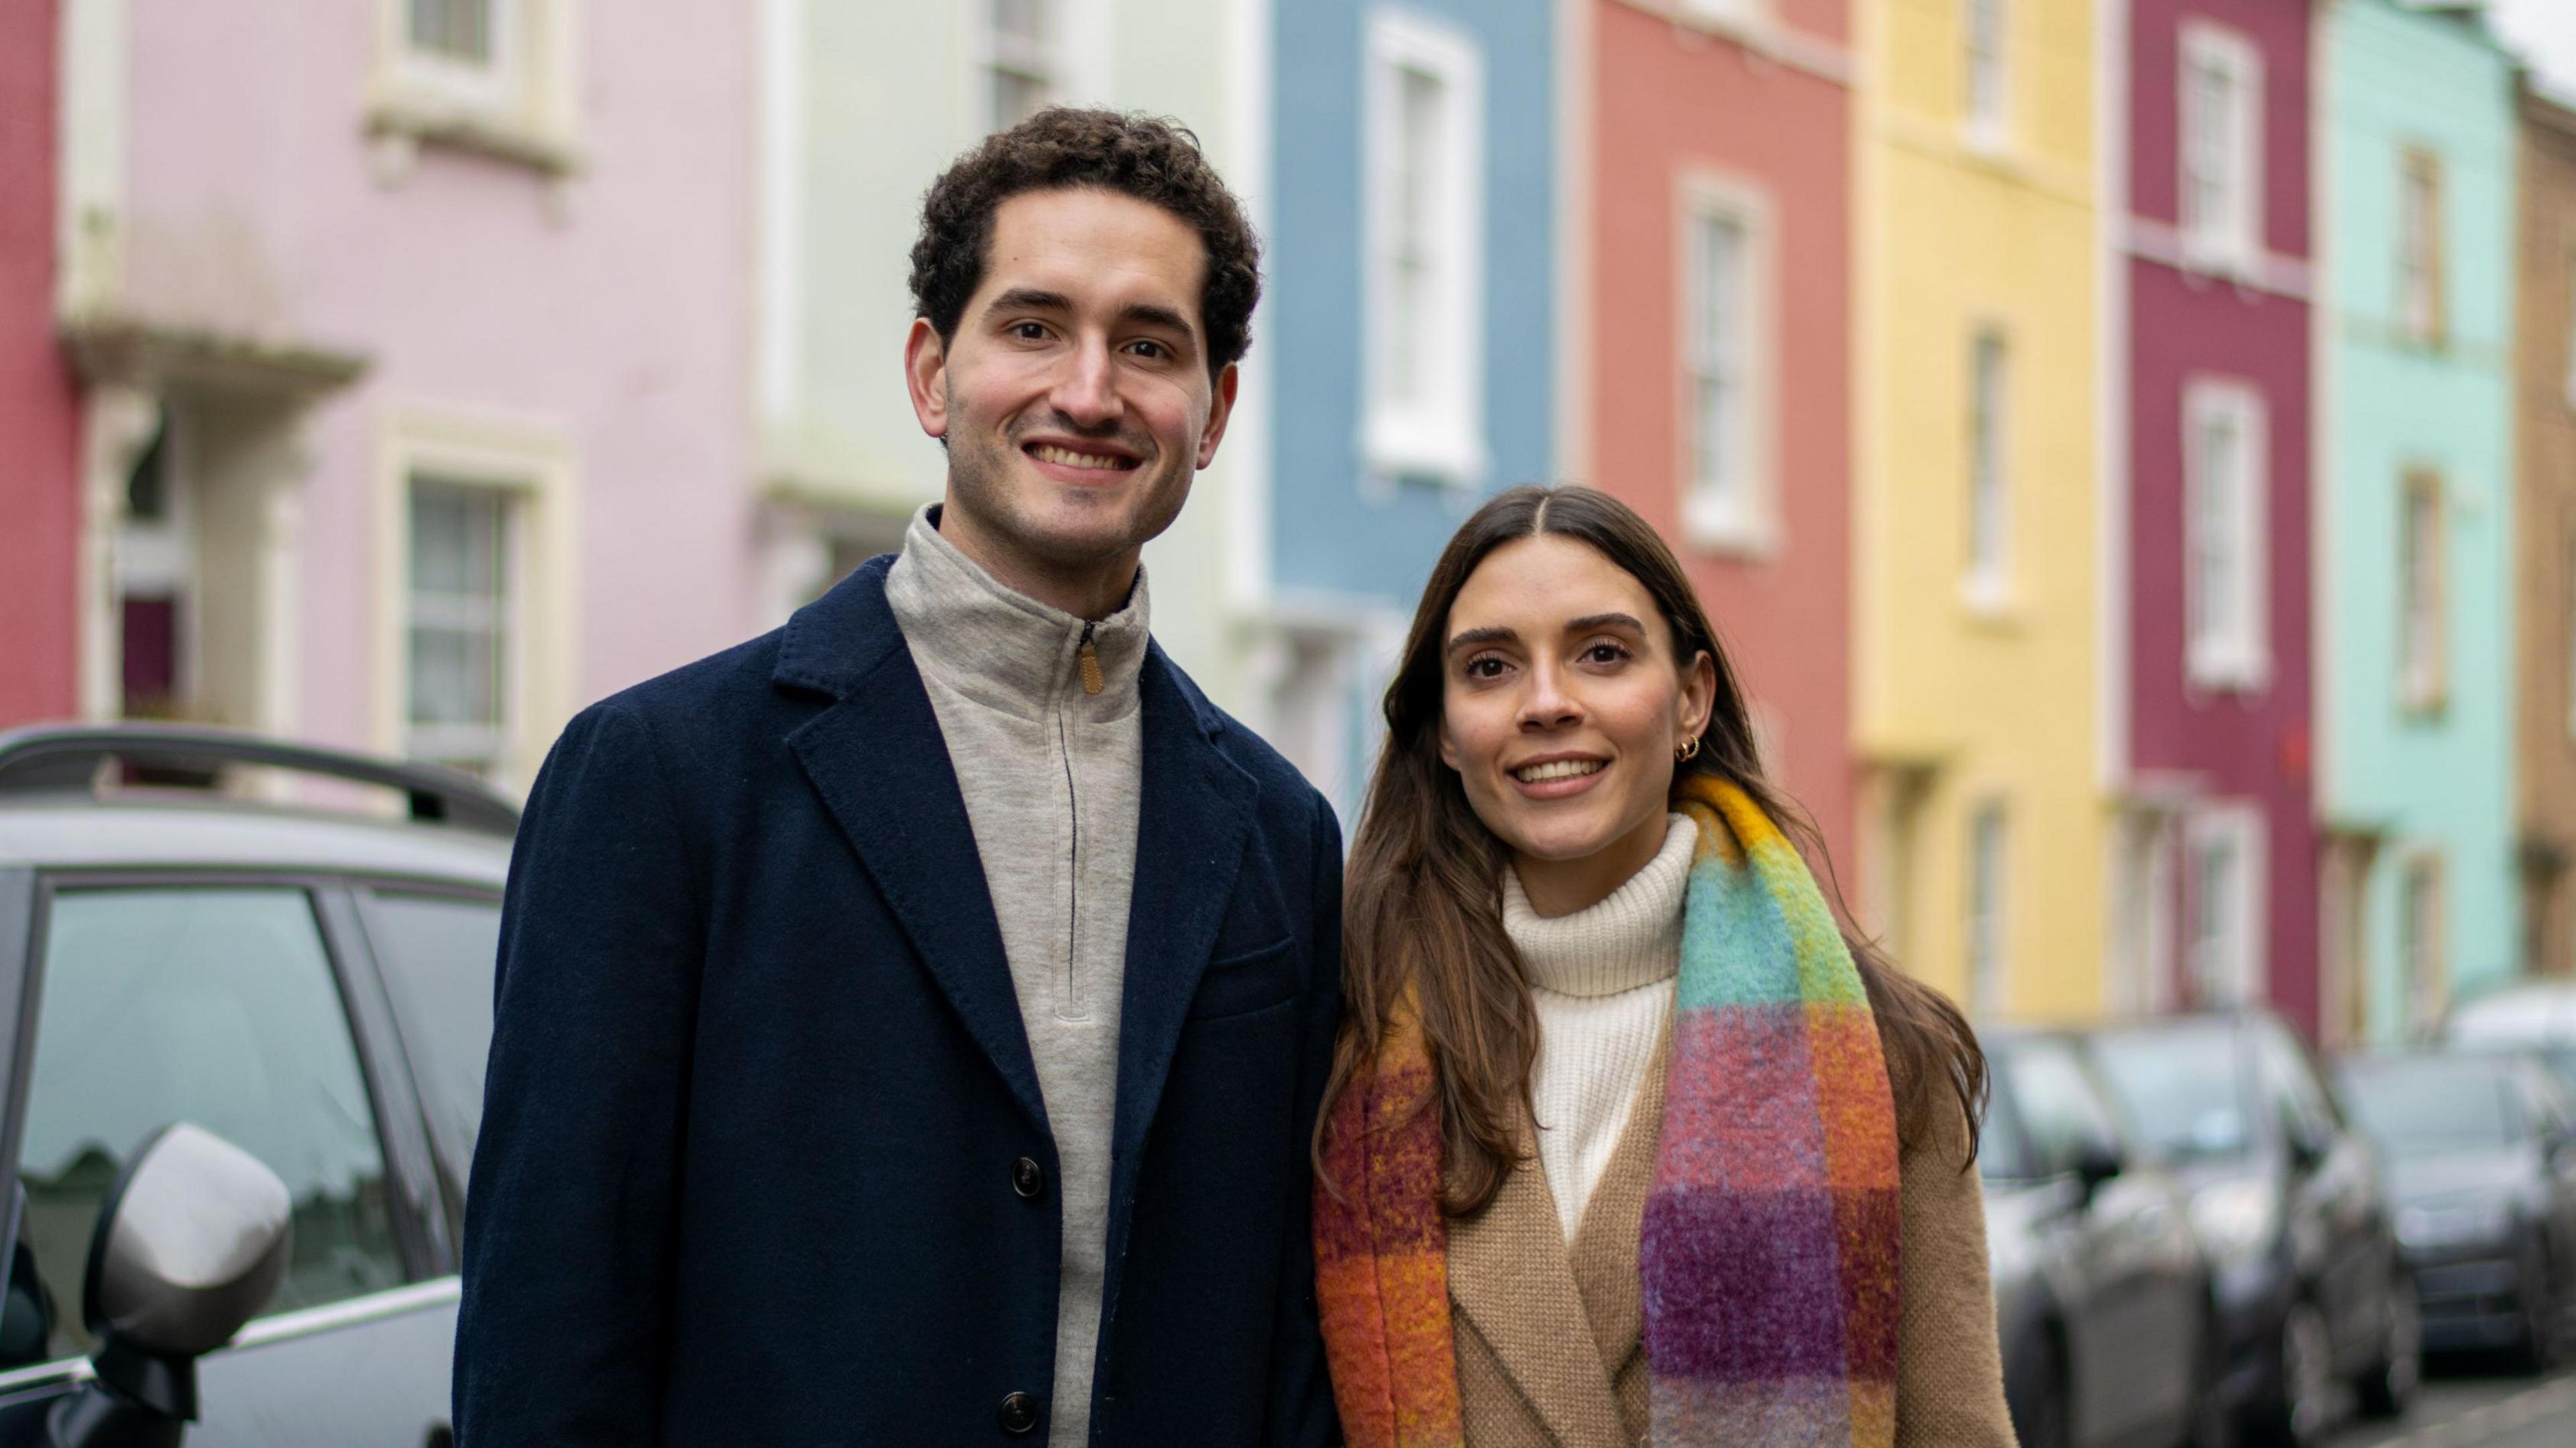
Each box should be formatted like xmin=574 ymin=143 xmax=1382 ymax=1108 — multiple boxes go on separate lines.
xmin=1314 ymin=775 xmax=1902 ymax=1447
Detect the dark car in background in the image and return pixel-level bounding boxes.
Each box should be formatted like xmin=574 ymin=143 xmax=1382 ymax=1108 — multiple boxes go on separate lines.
xmin=1980 ymin=1029 xmax=2222 ymax=1448
xmin=0 ymin=725 xmax=511 ymax=1447
xmin=2086 ymin=1014 xmax=2416 ymax=1446
xmin=2336 ymin=1050 xmax=2576 ymax=1368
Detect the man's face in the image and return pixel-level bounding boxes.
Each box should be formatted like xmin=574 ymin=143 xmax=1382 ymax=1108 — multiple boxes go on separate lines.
xmin=906 ymin=188 xmax=1236 ymax=581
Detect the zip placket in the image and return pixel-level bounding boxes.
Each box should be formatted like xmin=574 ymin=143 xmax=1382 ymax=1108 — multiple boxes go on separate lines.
xmin=1055 ymin=622 xmax=1099 ymax=1021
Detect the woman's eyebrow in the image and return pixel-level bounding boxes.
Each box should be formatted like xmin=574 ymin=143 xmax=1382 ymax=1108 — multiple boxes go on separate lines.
xmin=1445 ymin=625 xmax=1517 ymax=655
xmin=1564 ymin=612 xmax=1648 ymax=634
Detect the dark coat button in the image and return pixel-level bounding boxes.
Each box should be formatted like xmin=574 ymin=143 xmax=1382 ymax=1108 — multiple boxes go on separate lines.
xmin=999 ymin=1391 xmax=1040 ymax=1435
xmin=1012 ymin=1157 xmax=1045 ymax=1200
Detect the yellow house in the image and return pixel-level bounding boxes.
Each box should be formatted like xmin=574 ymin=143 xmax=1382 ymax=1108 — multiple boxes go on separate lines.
xmin=1853 ymin=0 xmax=2102 ymax=1020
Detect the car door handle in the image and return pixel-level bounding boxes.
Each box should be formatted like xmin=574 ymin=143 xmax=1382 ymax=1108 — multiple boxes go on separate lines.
xmin=425 ymin=1426 xmax=453 ymax=1448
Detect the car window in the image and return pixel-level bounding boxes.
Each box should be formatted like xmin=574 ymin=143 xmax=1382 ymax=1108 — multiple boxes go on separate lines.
xmin=363 ymin=890 xmax=500 ymax=1184
xmin=2336 ymin=1056 xmax=2519 ymax=1158
xmin=16 ymin=886 xmax=405 ymax=1360
xmin=2090 ymin=1023 xmax=2251 ymax=1162
xmin=2524 ymin=1062 xmax=2576 ymax=1139
xmin=2255 ymin=1020 xmax=2339 ymax=1151
xmin=1998 ymin=1039 xmax=2119 ymax=1178
xmin=1978 ymin=1060 xmax=2035 ymax=1181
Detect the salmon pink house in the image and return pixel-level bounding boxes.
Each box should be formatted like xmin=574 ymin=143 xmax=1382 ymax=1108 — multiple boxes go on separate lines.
xmin=1 ymin=0 xmax=79 ymax=730
xmin=1571 ymin=0 xmax=1857 ymax=870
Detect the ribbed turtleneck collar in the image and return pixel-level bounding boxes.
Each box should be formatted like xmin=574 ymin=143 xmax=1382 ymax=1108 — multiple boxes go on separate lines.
xmin=1501 ymin=814 xmax=1695 ymax=999
xmin=884 ymin=504 xmax=1152 ymax=721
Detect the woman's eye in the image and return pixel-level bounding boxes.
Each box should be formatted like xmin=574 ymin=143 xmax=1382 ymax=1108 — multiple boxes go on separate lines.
xmin=1464 ymin=657 xmax=1507 ymax=681
xmin=1582 ymin=643 xmax=1629 ymax=665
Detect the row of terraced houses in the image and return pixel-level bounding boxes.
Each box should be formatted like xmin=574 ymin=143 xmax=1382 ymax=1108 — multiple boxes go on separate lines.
xmin=3 ymin=0 xmax=2571 ymax=1044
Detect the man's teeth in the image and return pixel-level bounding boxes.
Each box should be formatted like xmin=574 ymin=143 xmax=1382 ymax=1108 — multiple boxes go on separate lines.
xmin=1032 ymin=443 xmax=1132 ymax=470
xmin=1513 ymin=759 xmax=1604 ymax=784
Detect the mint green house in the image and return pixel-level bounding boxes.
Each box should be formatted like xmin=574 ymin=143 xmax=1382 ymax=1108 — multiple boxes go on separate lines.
xmin=2316 ymin=0 xmax=2518 ymax=1042
xmin=751 ymin=0 xmax=1271 ymax=704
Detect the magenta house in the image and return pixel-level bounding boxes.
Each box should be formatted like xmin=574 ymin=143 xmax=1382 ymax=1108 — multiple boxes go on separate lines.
xmin=2107 ymin=0 xmax=2319 ymax=1036
xmin=0 ymin=0 xmax=79 ymax=730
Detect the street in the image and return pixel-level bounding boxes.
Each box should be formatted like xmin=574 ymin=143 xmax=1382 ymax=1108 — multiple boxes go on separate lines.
xmin=2339 ymin=1363 xmax=2576 ymax=1448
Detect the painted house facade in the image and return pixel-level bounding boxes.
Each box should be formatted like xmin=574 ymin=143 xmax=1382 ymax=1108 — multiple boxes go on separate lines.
xmin=752 ymin=0 xmax=1270 ymax=716
xmin=2107 ymin=0 xmax=2319 ymax=1034
xmin=2316 ymin=0 xmax=2518 ymax=1040
xmin=1854 ymin=0 xmax=2103 ymax=1018
xmin=1574 ymin=0 xmax=1857 ymax=869
xmin=1 ymin=0 xmax=80 ymax=730
xmin=1260 ymin=0 xmax=1559 ymax=818
xmin=2515 ymin=83 xmax=2576 ymax=985
xmin=53 ymin=0 xmax=759 ymax=793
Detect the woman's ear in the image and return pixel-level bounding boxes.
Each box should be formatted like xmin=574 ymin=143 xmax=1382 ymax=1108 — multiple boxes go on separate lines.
xmin=1437 ymin=715 xmax=1462 ymax=773
xmin=1678 ymin=651 xmax=1719 ymax=741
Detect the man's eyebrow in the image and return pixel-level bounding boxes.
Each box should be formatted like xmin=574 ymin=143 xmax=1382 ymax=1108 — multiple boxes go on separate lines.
xmin=1117 ymin=302 xmax=1197 ymax=341
xmin=1445 ymin=625 xmax=1517 ymax=655
xmin=983 ymin=287 xmax=1073 ymax=317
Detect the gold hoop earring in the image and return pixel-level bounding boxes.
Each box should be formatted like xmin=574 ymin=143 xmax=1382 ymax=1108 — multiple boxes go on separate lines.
xmin=1676 ymin=734 xmax=1702 ymax=763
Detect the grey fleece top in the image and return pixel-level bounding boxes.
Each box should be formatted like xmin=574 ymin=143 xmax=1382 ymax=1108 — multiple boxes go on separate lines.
xmin=883 ymin=506 xmax=1147 ymax=1448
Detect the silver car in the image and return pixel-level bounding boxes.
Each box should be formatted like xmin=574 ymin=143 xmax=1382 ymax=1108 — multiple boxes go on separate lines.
xmin=1982 ymin=1029 xmax=2225 ymax=1448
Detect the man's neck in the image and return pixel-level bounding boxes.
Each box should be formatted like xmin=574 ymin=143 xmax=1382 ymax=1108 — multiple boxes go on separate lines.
xmin=934 ymin=505 xmax=1138 ymax=622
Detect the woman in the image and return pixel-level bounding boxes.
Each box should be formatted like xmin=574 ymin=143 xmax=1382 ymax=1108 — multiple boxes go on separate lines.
xmin=1313 ymin=486 xmax=2015 ymax=1448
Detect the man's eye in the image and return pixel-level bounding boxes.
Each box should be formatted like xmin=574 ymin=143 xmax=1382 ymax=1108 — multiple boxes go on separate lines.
xmin=1128 ymin=340 xmax=1167 ymax=359
xmin=1012 ymin=322 xmax=1048 ymax=341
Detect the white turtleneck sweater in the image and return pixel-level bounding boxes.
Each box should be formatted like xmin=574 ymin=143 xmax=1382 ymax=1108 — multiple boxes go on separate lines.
xmin=1501 ymin=814 xmax=1695 ymax=1239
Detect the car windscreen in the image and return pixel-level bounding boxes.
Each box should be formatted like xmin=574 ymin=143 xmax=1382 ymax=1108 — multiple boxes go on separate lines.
xmin=2336 ymin=1056 xmax=2520 ymax=1158
xmin=365 ymin=890 xmax=501 ymax=1181
xmin=2087 ymin=1023 xmax=2253 ymax=1162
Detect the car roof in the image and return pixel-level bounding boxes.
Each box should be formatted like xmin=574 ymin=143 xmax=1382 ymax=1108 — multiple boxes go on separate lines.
xmin=0 ymin=793 xmax=512 ymax=889
xmin=2448 ymin=983 xmax=2576 ymax=1044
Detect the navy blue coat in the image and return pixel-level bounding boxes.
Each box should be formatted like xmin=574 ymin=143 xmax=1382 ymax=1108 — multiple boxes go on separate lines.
xmin=453 ymin=558 xmax=1344 ymax=1447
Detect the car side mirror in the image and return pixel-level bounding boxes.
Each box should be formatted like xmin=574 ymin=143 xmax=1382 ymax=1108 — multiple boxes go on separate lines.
xmin=2286 ymin=1127 xmax=2328 ymax=1174
xmin=2075 ymin=1141 xmax=2125 ymax=1203
xmin=44 ymin=1123 xmax=292 ymax=1448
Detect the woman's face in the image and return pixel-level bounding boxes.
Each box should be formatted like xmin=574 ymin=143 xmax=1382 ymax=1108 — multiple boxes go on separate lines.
xmin=1436 ymin=534 xmax=1717 ymax=915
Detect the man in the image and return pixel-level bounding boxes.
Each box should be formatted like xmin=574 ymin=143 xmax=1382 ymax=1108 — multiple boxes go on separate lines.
xmin=453 ymin=109 xmax=1343 ymax=1447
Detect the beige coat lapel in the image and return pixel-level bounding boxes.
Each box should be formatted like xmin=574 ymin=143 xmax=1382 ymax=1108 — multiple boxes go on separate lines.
xmin=1568 ymin=1025 xmax=1670 ymax=1420
xmin=1449 ymin=1138 xmax=1624 ymax=1447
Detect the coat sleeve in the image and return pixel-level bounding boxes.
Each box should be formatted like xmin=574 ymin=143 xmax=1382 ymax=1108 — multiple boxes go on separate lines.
xmin=1894 ymin=1091 xmax=2019 ymax=1448
xmin=452 ymin=703 xmax=704 ymax=1447
xmin=1265 ymin=790 xmax=1348 ymax=1447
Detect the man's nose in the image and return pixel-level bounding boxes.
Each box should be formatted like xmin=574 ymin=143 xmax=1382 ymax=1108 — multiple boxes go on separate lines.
xmin=1049 ymin=335 xmax=1123 ymax=427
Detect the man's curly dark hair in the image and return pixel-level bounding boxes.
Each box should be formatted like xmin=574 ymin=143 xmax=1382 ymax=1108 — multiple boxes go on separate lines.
xmin=910 ymin=107 xmax=1263 ymax=380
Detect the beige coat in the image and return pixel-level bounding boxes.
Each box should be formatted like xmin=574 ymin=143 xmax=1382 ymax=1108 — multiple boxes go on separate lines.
xmin=1448 ymin=1033 xmax=2020 ymax=1448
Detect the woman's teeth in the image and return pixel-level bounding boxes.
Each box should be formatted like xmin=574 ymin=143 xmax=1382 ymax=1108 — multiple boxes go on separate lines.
xmin=1513 ymin=759 xmax=1604 ymax=784
xmin=1032 ymin=443 xmax=1133 ymax=470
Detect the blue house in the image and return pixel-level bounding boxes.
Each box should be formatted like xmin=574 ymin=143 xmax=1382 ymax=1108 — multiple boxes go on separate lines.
xmin=1250 ymin=0 xmax=1559 ymax=818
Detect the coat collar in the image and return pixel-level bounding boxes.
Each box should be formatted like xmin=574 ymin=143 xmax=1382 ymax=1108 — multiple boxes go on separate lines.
xmin=775 ymin=555 xmax=1256 ymax=1166
xmin=1448 ymin=1141 xmax=1625 ymax=1447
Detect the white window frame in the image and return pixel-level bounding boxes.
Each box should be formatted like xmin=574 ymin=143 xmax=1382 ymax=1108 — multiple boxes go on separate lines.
xmin=1967 ymin=799 xmax=2010 ymax=1015
xmin=1679 ymin=0 xmax=1770 ymax=30
xmin=2398 ymin=849 xmax=2448 ymax=1038
xmin=369 ymin=0 xmax=580 ymax=172
xmin=1963 ymin=327 xmax=2013 ymax=610
xmin=2398 ymin=468 xmax=2447 ymax=715
xmin=2183 ymin=378 xmax=2271 ymax=691
xmin=2396 ymin=148 xmax=2445 ymax=347
xmin=2184 ymin=803 xmax=2267 ymax=1009
xmin=374 ymin=404 xmax=578 ymax=797
xmin=1676 ymin=172 xmax=1778 ymax=555
xmin=403 ymin=479 xmax=521 ymax=779
xmin=1963 ymin=0 xmax=2010 ymax=150
xmin=2178 ymin=21 xmax=2265 ymax=275
xmin=1361 ymin=8 xmax=1487 ymax=489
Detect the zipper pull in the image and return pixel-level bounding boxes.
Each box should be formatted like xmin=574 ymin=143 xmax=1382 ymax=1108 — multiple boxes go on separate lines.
xmin=1077 ymin=622 xmax=1104 ymax=696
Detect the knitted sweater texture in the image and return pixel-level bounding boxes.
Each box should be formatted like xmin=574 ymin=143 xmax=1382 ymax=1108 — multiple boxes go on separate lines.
xmin=1501 ymin=816 xmax=1692 ymax=1238
xmin=883 ymin=506 xmax=1148 ymax=1448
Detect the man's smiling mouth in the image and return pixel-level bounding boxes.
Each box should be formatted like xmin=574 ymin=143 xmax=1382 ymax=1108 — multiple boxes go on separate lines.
xmin=1026 ymin=442 xmax=1141 ymax=471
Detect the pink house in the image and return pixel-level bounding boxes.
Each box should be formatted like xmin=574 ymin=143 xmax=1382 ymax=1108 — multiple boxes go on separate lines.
xmin=2110 ymin=0 xmax=2318 ymax=1033
xmin=1 ymin=0 xmax=80 ymax=730
xmin=55 ymin=1 xmax=756 ymax=790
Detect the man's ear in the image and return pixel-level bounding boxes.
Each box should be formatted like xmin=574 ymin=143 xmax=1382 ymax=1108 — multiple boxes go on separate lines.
xmin=1195 ymin=361 xmax=1240 ymax=470
xmin=905 ymin=318 xmax=952 ymax=440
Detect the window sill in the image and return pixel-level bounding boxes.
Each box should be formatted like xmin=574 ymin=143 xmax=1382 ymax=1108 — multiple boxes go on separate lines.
xmin=1959 ymin=579 xmax=2023 ymax=630
xmin=366 ymin=95 xmax=582 ymax=178
xmin=2186 ymin=659 xmax=2272 ymax=698
xmin=1680 ymin=495 xmax=1779 ymax=561
xmin=1360 ymin=427 xmax=1487 ymax=497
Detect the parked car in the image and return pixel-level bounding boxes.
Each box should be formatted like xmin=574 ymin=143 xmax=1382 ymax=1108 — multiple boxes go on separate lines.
xmin=1979 ymin=1029 xmax=2224 ymax=1448
xmin=2335 ymin=1049 xmax=2576 ymax=1368
xmin=2085 ymin=1014 xmax=2416 ymax=1447
xmin=2447 ymin=983 xmax=2576 ymax=1099
xmin=0 ymin=724 xmax=514 ymax=1447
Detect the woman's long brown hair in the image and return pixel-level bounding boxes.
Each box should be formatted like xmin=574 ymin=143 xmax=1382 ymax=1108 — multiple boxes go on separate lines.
xmin=1318 ymin=485 xmax=1986 ymax=1216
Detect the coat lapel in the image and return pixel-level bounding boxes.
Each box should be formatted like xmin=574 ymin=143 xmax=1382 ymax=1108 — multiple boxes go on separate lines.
xmin=1568 ymin=1025 xmax=1670 ymax=1384
xmin=1449 ymin=1144 xmax=1625 ymax=1447
xmin=777 ymin=560 xmax=1048 ymax=1135
xmin=1107 ymin=645 xmax=1258 ymax=1166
